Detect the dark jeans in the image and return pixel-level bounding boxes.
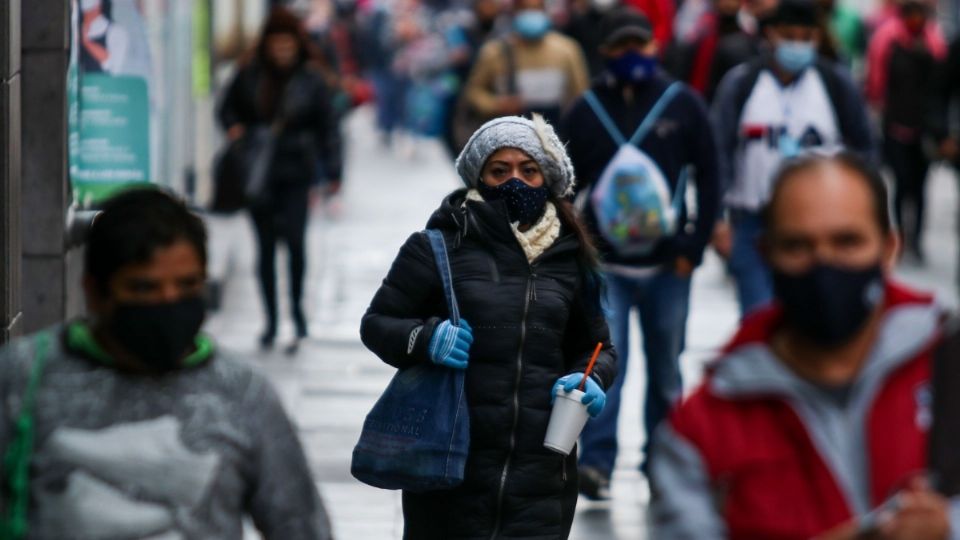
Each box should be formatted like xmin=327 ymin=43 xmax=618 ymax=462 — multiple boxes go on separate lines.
xmin=884 ymin=136 xmax=930 ymax=253
xmin=370 ymin=69 xmax=407 ymax=136
xmin=578 ymin=269 xmax=691 ymax=477
xmin=249 ymin=183 xmax=310 ymax=337
xmin=728 ymin=209 xmax=773 ymax=317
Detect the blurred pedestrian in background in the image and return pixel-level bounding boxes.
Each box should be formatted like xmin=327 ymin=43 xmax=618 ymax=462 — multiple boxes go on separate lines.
xmin=711 ymin=0 xmax=873 ymax=317
xmin=932 ymin=30 xmax=960 ymax=177
xmin=218 ymin=7 xmax=343 ymax=353
xmin=0 ymin=189 xmax=332 ymax=540
xmin=461 ymin=0 xmax=590 ymax=127
xmin=390 ymin=0 xmax=468 ymax=152
xmin=664 ymin=0 xmax=758 ymax=100
xmin=650 ymin=153 xmax=954 ymax=540
xmin=815 ymin=0 xmax=868 ymax=74
xmin=866 ymin=0 xmax=947 ymax=265
xmin=559 ymin=6 xmax=720 ymax=498
xmin=360 ymin=0 xmax=408 ymax=145
xmin=624 ymin=0 xmax=676 ymax=49
xmin=360 ymin=115 xmax=616 ymax=539
xmin=308 ymin=0 xmax=376 ymax=131
xmin=562 ymin=0 xmax=620 ymax=78
xmin=443 ymin=0 xmax=509 ymax=155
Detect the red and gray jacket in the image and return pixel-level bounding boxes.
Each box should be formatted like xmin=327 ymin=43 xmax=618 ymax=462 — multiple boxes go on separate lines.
xmin=649 ymin=281 xmax=959 ymax=539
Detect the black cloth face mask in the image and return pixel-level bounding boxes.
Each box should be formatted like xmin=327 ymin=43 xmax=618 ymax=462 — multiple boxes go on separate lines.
xmin=477 ymin=177 xmax=550 ymax=226
xmin=773 ymin=262 xmax=885 ymax=347
xmin=109 ymin=296 xmax=207 ymax=372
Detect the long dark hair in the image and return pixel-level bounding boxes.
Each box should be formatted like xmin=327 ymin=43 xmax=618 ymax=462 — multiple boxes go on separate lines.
xmin=553 ymin=197 xmax=607 ymax=316
xmin=253 ymin=7 xmax=317 ymax=69
xmin=241 ymin=7 xmax=337 ymax=115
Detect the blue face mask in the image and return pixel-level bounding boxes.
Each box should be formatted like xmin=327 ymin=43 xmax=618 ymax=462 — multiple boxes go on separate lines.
xmin=477 ymin=178 xmax=550 ymax=226
xmin=775 ymin=40 xmax=816 ymax=75
xmin=514 ymin=10 xmax=551 ymax=40
xmin=606 ymin=51 xmax=658 ymax=83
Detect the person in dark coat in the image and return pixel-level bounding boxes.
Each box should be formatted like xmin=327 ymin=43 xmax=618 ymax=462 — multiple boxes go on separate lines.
xmin=360 ymin=115 xmax=617 ymax=540
xmin=558 ymin=6 xmax=720 ymax=499
xmin=218 ymin=7 xmax=342 ymax=353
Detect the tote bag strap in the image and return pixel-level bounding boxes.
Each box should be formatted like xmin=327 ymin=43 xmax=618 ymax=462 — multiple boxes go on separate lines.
xmin=424 ymin=229 xmax=460 ymax=326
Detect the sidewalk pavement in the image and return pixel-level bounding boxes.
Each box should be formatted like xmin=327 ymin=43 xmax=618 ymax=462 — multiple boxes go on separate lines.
xmin=205 ymin=107 xmax=960 ymax=540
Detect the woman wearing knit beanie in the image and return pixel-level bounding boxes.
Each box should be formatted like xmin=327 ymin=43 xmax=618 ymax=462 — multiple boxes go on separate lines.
xmin=361 ymin=115 xmax=617 ymax=539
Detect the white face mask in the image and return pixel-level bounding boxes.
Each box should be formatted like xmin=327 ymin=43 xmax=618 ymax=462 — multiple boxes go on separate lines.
xmin=80 ymin=0 xmax=102 ymax=11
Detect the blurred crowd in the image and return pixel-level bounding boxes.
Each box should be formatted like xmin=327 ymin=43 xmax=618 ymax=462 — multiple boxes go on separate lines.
xmin=294 ymin=0 xmax=960 ymax=268
xmin=4 ymin=0 xmax=960 ymax=539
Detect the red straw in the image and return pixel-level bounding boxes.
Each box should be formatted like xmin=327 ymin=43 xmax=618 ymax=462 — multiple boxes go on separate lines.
xmin=579 ymin=342 xmax=604 ymax=391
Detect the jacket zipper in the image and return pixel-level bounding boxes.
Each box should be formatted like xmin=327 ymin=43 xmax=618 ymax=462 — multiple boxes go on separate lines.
xmin=489 ymin=272 xmax=534 ymax=540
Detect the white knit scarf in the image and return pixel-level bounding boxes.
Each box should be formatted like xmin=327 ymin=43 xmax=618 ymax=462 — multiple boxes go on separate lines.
xmin=466 ymin=189 xmax=562 ymax=263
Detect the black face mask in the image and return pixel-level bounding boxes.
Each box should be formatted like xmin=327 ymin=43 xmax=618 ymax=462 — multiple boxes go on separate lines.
xmin=477 ymin=177 xmax=550 ymax=226
xmin=773 ymin=263 xmax=885 ymax=347
xmin=109 ymin=296 xmax=207 ymax=372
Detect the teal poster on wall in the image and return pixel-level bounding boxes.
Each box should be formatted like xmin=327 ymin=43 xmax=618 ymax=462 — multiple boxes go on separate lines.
xmin=68 ymin=0 xmax=153 ymax=206
xmin=71 ymin=74 xmax=150 ymax=203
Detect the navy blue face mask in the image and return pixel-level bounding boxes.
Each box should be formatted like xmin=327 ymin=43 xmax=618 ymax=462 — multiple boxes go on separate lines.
xmin=606 ymin=51 xmax=658 ymax=83
xmin=773 ymin=262 xmax=885 ymax=347
xmin=477 ymin=178 xmax=550 ymax=226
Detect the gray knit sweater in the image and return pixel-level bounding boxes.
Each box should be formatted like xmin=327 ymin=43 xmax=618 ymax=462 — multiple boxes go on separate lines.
xmin=0 ymin=326 xmax=332 ymax=540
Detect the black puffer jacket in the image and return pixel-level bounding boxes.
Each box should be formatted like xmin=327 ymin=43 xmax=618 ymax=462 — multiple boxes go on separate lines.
xmin=361 ymin=190 xmax=617 ymax=540
xmin=217 ymin=61 xmax=342 ymax=185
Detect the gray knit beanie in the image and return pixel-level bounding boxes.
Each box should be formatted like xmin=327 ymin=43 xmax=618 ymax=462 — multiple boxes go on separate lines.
xmin=454 ymin=115 xmax=576 ymax=198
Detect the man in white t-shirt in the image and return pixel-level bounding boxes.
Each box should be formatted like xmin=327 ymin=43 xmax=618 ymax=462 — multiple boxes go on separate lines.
xmin=711 ymin=0 xmax=874 ymax=316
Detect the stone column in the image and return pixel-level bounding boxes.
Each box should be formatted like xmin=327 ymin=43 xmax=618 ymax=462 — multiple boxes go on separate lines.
xmin=0 ymin=0 xmax=22 ymax=343
xmin=20 ymin=0 xmax=79 ymax=334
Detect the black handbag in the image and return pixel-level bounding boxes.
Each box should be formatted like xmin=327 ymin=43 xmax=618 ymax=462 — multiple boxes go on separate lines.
xmin=211 ymin=73 xmax=302 ymax=214
xmin=210 ymin=125 xmax=277 ymax=214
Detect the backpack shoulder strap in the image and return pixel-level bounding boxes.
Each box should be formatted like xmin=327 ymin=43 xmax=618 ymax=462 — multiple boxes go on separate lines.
xmin=423 ymin=229 xmax=460 ymax=325
xmin=731 ymin=59 xmax=766 ymax=128
xmin=813 ymin=60 xmax=853 ymax=141
xmin=628 ymin=81 xmax=685 ymax=145
xmin=583 ymin=90 xmax=627 ymax=146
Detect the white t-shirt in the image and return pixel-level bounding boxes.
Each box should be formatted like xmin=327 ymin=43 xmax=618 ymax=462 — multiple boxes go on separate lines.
xmin=726 ymin=68 xmax=842 ymax=211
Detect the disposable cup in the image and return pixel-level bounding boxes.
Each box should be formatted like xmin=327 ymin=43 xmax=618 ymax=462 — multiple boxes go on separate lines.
xmin=544 ymin=389 xmax=590 ymax=455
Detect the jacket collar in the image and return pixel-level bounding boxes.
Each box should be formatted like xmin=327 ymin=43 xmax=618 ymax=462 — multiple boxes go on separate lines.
xmin=425 ymin=189 xmax=579 ymax=263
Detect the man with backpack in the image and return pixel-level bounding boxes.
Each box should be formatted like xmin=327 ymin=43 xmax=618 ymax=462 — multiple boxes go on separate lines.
xmin=711 ymin=0 xmax=873 ymax=317
xmin=558 ymin=6 xmax=720 ymax=500
xmin=0 ymin=189 xmax=332 ymax=539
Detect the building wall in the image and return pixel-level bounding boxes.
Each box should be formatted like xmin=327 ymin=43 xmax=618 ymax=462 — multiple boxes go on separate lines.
xmin=19 ymin=0 xmax=81 ymax=336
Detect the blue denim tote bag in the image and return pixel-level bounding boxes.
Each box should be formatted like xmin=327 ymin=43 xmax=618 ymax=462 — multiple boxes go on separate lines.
xmin=351 ymin=229 xmax=470 ymax=491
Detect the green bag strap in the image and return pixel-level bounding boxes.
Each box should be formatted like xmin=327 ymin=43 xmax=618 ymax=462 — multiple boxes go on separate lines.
xmin=2 ymin=332 xmax=52 ymax=540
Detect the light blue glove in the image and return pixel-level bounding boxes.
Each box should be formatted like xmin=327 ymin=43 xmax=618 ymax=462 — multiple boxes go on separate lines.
xmin=428 ymin=319 xmax=473 ymax=370
xmin=551 ymin=373 xmax=606 ymax=418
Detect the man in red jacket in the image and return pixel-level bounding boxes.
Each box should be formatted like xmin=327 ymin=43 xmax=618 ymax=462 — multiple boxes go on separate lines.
xmin=649 ymin=152 xmax=956 ymax=539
